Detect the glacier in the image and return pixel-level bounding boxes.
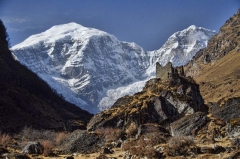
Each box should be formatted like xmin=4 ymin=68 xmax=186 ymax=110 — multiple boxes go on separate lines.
xmin=11 ymin=23 xmax=215 ymax=113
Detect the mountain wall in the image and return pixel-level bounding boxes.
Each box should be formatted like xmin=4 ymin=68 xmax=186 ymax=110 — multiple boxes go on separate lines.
xmin=11 ymin=23 xmax=215 ymax=113
xmin=0 ymin=20 xmax=92 ymax=133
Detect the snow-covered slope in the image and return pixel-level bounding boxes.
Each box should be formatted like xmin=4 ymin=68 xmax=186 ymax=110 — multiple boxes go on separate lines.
xmin=99 ymin=25 xmax=216 ymax=109
xmin=150 ymin=25 xmax=216 ymax=67
xmin=11 ymin=23 xmax=150 ymax=113
xmin=11 ymin=23 xmax=215 ymax=113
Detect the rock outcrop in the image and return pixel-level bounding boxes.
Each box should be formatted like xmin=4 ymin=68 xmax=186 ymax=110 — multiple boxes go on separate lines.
xmin=209 ymin=97 xmax=240 ymax=122
xmin=22 ymin=142 xmax=43 ymax=155
xmin=87 ymin=74 xmax=207 ymax=132
xmin=170 ymin=112 xmax=209 ymax=136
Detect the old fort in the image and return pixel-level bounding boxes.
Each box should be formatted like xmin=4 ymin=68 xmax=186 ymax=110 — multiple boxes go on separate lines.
xmin=156 ymin=62 xmax=185 ymax=83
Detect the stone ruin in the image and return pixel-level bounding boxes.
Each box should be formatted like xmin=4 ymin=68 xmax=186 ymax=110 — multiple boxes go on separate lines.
xmin=156 ymin=62 xmax=185 ymax=83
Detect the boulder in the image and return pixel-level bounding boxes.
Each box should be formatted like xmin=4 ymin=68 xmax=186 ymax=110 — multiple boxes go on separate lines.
xmin=22 ymin=142 xmax=43 ymax=155
xmin=59 ymin=130 xmax=104 ymax=154
xmin=212 ymin=145 xmax=225 ymax=154
xmin=170 ymin=112 xmax=209 ymax=136
xmin=102 ymin=147 xmax=113 ymax=154
xmin=64 ymin=156 xmax=74 ymax=159
xmin=210 ymin=98 xmax=240 ymax=121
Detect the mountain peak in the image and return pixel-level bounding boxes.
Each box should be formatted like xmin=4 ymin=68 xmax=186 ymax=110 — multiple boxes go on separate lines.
xmin=187 ymin=25 xmax=197 ymax=30
xmin=11 ymin=22 xmax=109 ymax=50
xmin=47 ymin=22 xmax=86 ymax=32
xmin=152 ymin=25 xmax=216 ymax=67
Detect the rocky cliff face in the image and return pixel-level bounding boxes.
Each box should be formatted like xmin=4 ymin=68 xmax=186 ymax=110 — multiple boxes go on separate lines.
xmin=11 ymin=23 xmax=215 ymax=113
xmin=87 ymin=75 xmax=207 ymax=132
xmin=202 ymin=9 xmax=240 ymax=64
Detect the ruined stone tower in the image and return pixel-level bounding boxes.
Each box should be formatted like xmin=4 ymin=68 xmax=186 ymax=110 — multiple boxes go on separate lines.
xmin=156 ymin=62 xmax=185 ymax=81
xmin=156 ymin=62 xmax=173 ymax=80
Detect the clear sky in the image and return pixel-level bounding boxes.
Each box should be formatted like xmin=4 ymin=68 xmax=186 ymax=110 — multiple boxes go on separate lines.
xmin=0 ymin=0 xmax=239 ymax=50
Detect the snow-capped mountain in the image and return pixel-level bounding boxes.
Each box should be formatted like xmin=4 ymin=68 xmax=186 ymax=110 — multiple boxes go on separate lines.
xmin=99 ymin=26 xmax=215 ymax=109
xmin=149 ymin=25 xmax=216 ymax=67
xmin=11 ymin=23 xmax=215 ymax=113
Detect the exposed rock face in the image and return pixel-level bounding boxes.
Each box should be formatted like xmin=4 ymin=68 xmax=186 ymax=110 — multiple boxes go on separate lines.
xmin=170 ymin=112 xmax=209 ymax=136
xmin=200 ymin=9 xmax=240 ymax=64
xmin=22 ymin=142 xmax=43 ymax=154
xmin=210 ymin=97 xmax=240 ymax=121
xmin=87 ymin=76 xmax=207 ymax=132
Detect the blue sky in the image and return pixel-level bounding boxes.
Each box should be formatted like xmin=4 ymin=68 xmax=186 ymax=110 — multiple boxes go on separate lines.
xmin=0 ymin=0 xmax=239 ymax=50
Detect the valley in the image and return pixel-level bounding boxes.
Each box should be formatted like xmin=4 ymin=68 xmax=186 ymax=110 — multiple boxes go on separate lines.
xmin=0 ymin=6 xmax=239 ymax=159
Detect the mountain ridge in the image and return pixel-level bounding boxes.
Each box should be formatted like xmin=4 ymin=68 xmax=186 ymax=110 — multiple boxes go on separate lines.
xmin=0 ymin=20 xmax=92 ymax=133
xmin=11 ymin=23 xmax=215 ymax=113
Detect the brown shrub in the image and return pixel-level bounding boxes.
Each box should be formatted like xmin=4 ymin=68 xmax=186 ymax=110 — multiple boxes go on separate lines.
xmin=54 ymin=132 xmax=68 ymax=146
xmin=41 ymin=140 xmax=53 ymax=157
xmin=137 ymin=132 xmax=166 ymax=146
xmin=95 ymin=127 xmax=123 ymax=142
xmin=127 ymin=145 xmax=161 ymax=158
xmin=166 ymin=135 xmax=195 ymax=156
xmin=142 ymin=147 xmax=162 ymax=158
xmin=122 ymin=140 xmax=135 ymax=151
xmin=0 ymin=133 xmax=11 ymax=147
xmin=126 ymin=123 xmax=137 ymax=136
xmin=122 ymin=135 xmax=163 ymax=158
xmin=130 ymin=146 xmax=144 ymax=157
xmin=18 ymin=127 xmax=69 ymax=150
xmin=20 ymin=126 xmax=55 ymax=141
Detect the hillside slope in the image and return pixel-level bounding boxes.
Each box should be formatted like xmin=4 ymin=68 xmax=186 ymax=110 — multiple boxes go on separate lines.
xmin=185 ymin=9 xmax=240 ymax=104
xmin=0 ymin=20 xmax=92 ymax=133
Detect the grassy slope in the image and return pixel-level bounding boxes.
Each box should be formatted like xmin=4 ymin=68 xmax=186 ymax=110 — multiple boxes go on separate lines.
xmin=185 ymin=9 xmax=240 ymax=104
xmin=195 ymin=49 xmax=240 ymax=104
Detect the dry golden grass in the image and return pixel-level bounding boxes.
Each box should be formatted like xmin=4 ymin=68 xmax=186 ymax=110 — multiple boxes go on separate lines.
xmin=194 ymin=49 xmax=240 ymax=104
xmin=42 ymin=148 xmax=125 ymax=159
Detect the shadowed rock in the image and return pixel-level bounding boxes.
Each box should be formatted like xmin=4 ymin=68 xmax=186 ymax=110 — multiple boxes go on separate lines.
xmin=170 ymin=112 xmax=209 ymax=136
